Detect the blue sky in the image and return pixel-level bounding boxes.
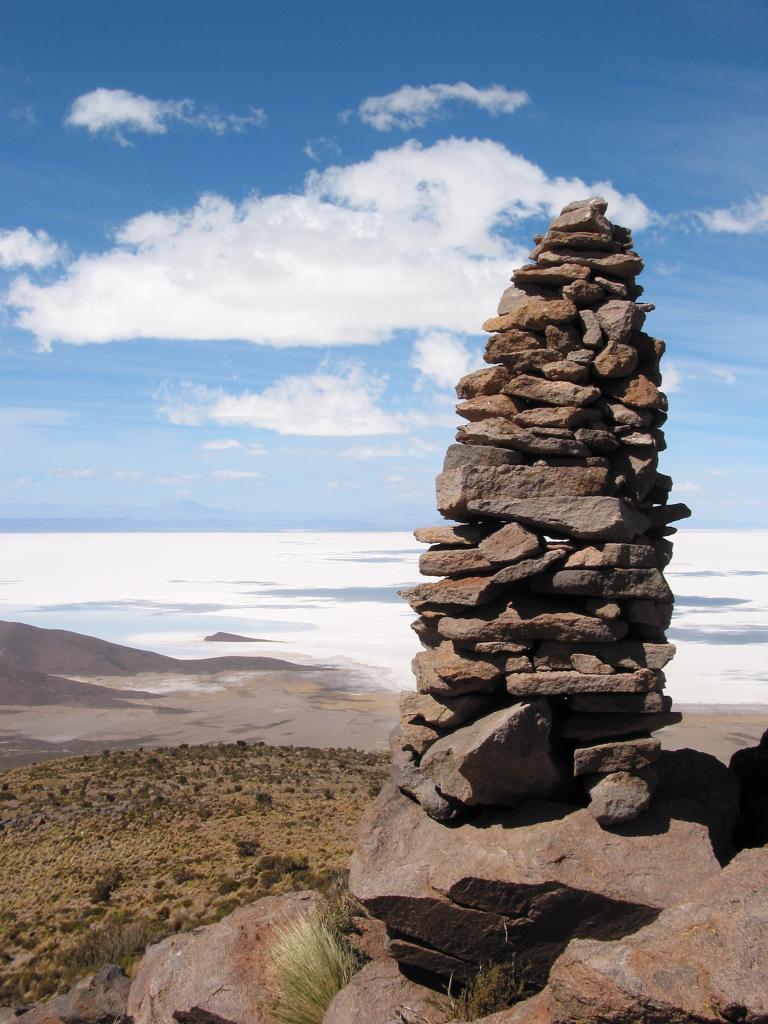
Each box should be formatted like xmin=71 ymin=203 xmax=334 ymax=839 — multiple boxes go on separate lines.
xmin=1 ymin=0 xmax=766 ymax=528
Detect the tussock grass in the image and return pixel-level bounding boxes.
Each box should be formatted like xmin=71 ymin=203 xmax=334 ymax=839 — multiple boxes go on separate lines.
xmin=0 ymin=742 xmax=387 ymax=1004
xmin=271 ymin=907 xmax=361 ymax=1024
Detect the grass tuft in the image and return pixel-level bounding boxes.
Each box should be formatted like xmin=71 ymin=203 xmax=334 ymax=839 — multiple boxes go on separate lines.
xmin=271 ymin=908 xmax=361 ymax=1024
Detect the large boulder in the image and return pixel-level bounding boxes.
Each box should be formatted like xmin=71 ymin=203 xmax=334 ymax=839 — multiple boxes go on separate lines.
xmin=547 ymin=847 xmax=768 ymax=1023
xmin=420 ymin=700 xmax=567 ymax=807
xmin=322 ymin=958 xmax=450 ymax=1024
xmin=350 ymin=785 xmax=722 ymax=980
xmin=127 ymin=891 xmax=321 ymax=1024
xmin=17 ymin=966 xmax=130 ymax=1024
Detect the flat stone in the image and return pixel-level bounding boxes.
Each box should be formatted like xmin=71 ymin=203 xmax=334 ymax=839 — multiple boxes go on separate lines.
xmin=485 ymin=330 xmax=546 ymax=361
xmin=593 ymin=274 xmax=629 ymax=297
xmin=507 ymin=670 xmax=658 ymax=697
xmin=503 ymin=374 xmax=600 ymax=407
xmin=614 ymin=449 xmax=658 ymax=503
xmin=538 ymin=251 xmax=644 ymax=281
xmin=456 ymin=365 xmax=509 ymax=398
xmin=595 ymin=300 xmax=646 ymax=344
xmin=551 ymin=203 xmax=612 ymax=235
xmin=593 ymin=342 xmax=638 ymax=378
xmin=539 ymin=230 xmax=622 ymax=254
xmin=457 ymin=419 xmax=590 ymax=457
xmin=604 ymin=373 xmax=667 ymax=410
xmin=573 ymin=736 xmax=661 ymax=776
xmin=350 ymin=784 xmax=721 ymax=980
xmin=413 ymin=643 xmax=502 ymax=696
xmin=556 ymin=711 xmax=682 ymax=741
xmin=438 ymin=598 xmax=629 ymax=644
xmin=400 ymin=719 xmax=441 ymax=757
xmin=490 ymin=348 xmax=564 ymax=374
xmin=599 ymin=399 xmax=653 ymax=428
xmin=529 ymin=567 xmax=673 ymax=602
xmin=545 ymin=322 xmax=583 ymax=353
xmin=535 ymin=640 xmax=675 ymax=672
xmin=420 ymin=699 xmax=565 ymax=807
xmin=547 ymin=848 xmax=768 ymax=1024
xmin=574 ymin=427 xmax=619 ymax=452
xmin=584 ymin=770 xmax=655 ymax=825
xmin=564 ymin=543 xmax=657 ymax=569
xmin=419 ymin=546 xmax=493 ymax=576
xmin=468 ymin=496 xmax=651 ymax=542
xmin=541 ymin=359 xmax=589 ymax=383
xmin=483 ymin=298 xmax=577 ymax=332
xmin=514 ymin=406 xmax=597 ymax=429
xmin=569 ymin=693 xmax=671 ymax=713
xmin=457 ymin=394 xmax=524 ymax=421
xmin=479 ymin=522 xmax=543 ymax=565
xmin=400 ymin=690 xmax=491 ymax=730
xmin=647 ymin=502 xmax=692 ymax=528
xmin=562 ymin=279 xmax=606 ymax=306
xmin=443 ymin=441 xmax=524 ymax=471
xmin=414 ymin=524 xmax=490 ymax=547
xmin=513 ymin=263 xmax=591 ymax=287
xmin=436 ymin=465 xmax=609 ymax=520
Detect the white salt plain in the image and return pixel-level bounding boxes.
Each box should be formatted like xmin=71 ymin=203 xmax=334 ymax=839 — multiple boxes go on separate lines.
xmin=0 ymin=529 xmax=767 ymax=704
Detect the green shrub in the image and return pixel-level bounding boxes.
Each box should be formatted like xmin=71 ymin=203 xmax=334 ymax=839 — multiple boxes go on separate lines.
xmin=271 ymin=910 xmax=360 ymax=1024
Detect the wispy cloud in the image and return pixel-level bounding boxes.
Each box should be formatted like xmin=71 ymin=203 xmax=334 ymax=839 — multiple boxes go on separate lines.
xmin=6 ymin=138 xmax=652 ymax=348
xmin=0 ymin=227 xmax=62 ymax=269
xmin=712 ymin=368 xmax=737 ymax=385
xmin=48 ymin=467 xmax=96 ymax=479
xmin=352 ymin=82 xmax=529 ymax=131
xmin=211 ymin=469 xmax=263 ymax=481
xmin=663 ymin=362 xmax=682 ymax=393
xmin=201 ymin=439 xmax=241 ymax=450
xmin=65 ymin=87 xmax=266 ymax=146
xmin=697 ymin=194 xmax=768 ymax=234
xmin=10 ymin=106 xmax=37 ymax=126
xmin=340 ymin=439 xmax=439 ymax=460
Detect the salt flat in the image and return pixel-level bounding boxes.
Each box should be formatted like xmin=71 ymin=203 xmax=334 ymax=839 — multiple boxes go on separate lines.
xmin=0 ymin=529 xmax=766 ymax=703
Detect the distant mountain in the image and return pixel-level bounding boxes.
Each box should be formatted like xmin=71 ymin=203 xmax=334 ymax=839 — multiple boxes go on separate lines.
xmin=0 ymin=620 xmax=328 ymax=707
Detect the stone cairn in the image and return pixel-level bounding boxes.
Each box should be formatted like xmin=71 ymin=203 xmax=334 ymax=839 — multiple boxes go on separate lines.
xmin=395 ymin=196 xmax=690 ymax=828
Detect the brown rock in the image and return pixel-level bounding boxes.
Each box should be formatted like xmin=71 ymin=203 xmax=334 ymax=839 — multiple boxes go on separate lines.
xmin=584 ymin=770 xmax=655 ymax=825
xmin=400 ymin=690 xmax=491 ymax=730
xmin=456 ymin=365 xmax=510 ymax=398
xmin=479 ymin=522 xmax=543 ymax=565
xmin=402 ymin=574 xmax=497 ymax=610
xmin=562 ymin=279 xmax=606 ymax=307
xmin=485 ymin=330 xmax=546 ymax=361
xmin=436 ymin=464 xmax=609 ymax=520
xmin=503 ymin=374 xmax=600 ymax=407
xmin=599 ymin=399 xmax=653 ymax=428
xmin=23 ymin=966 xmax=130 ymax=1024
xmin=400 ymin=719 xmax=441 ymax=757
xmin=529 ymin=567 xmax=673 ymax=602
xmin=438 ymin=597 xmax=629 ymax=644
xmin=457 ymin=419 xmax=590 ymax=458
xmin=390 ymin=732 xmax=455 ymax=822
xmin=413 ymin=643 xmax=502 ymax=696
xmin=595 ymin=300 xmax=645 ymax=344
xmin=443 ymin=441 xmax=524 ymax=472
xmin=604 ymin=373 xmax=666 ymax=410
xmin=513 ymin=263 xmax=591 ymax=287
xmin=556 ymin=711 xmax=682 ymax=741
xmin=467 ymin=496 xmax=651 ymax=543
xmin=350 ymin=784 xmax=721 ymax=980
xmin=535 ymin=640 xmax=675 ymax=672
xmin=322 ymin=958 xmax=449 ymax=1024
xmin=573 ymin=427 xmax=619 ymax=452
xmin=538 ymin=251 xmax=644 ymax=281
xmin=569 ymin=692 xmax=670 ymax=713
xmin=420 ymin=700 xmax=565 ymax=807
xmin=483 ymin=298 xmax=577 ymax=333
xmin=592 ymin=342 xmax=638 ymax=378
xmin=414 ymin=524 xmax=490 ymax=547
xmin=507 ymin=670 xmax=658 ymax=697
xmin=419 ymin=547 xmax=493 ymax=577
xmin=593 ymin=274 xmax=629 ymax=297
xmin=577 ymin=309 xmax=603 ymax=349
xmin=541 ymin=359 xmax=589 ymax=384
xmin=457 ymin=394 xmax=525 ymax=421
xmin=539 ymin=230 xmax=622 ymax=254
xmin=547 ymin=848 xmax=768 ymax=1024
xmin=551 ymin=201 xmax=611 ymax=235
xmin=573 ymin=736 xmax=661 ymax=776
xmin=514 ymin=406 xmax=597 ymax=429
xmin=545 ymin=322 xmax=583 ymax=353
xmin=127 ymin=892 xmax=322 ymax=1024
xmin=467 ymin=989 xmax=553 ymax=1023
xmin=564 ymin=543 xmax=656 ymax=569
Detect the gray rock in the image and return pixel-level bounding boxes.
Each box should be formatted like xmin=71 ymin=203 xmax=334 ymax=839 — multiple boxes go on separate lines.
xmin=507 ymin=670 xmax=659 ymax=697
xmin=537 ymin=251 xmax=643 ymax=281
xmin=322 ymin=958 xmax=449 ymax=1024
xmin=414 ymin=524 xmax=490 ymax=547
xmin=593 ymin=341 xmax=638 ymax=378
xmin=400 ymin=690 xmax=491 ymax=730
xmin=577 ymin=309 xmax=603 ymax=348
xmin=413 ymin=642 xmax=502 ymax=696
xmin=513 ymin=262 xmax=591 ymax=287
xmin=503 ymin=374 xmax=600 ymax=407
xmin=420 ymin=700 xmax=565 ymax=807
xmin=529 ymin=567 xmax=673 ymax=602
xmin=595 ymin=300 xmax=646 ymax=344
xmin=419 ymin=546 xmax=493 ymax=576
xmin=456 ymin=365 xmax=510 ymax=398
xmin=584 ymin=770 xmax=656 ymax=825
xmin=514 ymin=406 xmax=597 ymax=429
xmin=479 ymin=522 xmax=543 ymax=565
xmin=573 ymin=736 xmax=661 ymax=776
xmin=457 ymin=419 xmax=590 ymax=457
xmin=443 ymin=441 xmax=524 ymax=471
xmin=467 ymin=496 xmax=651 ymax=543
xmin=438 ymin=597 xmax=629 ymax=644
xmin=556 ymin=711 xmax=682 ymax=741
xmin=390 ymin=734 xmax=455 ymax=822
xmin=562 ymin=279 xmax=606 ymax=307
xmin=436 ymin=465 xmax=609 ymax=520
xmin=458 ymin=394 xmax=525 ymax=421
xmin=534 ymin=640 xmax=675 ymax=672
xmin=563 ymin=543 xmax=657 ymax=569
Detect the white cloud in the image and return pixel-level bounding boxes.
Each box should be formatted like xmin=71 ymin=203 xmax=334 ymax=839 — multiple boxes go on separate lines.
xmin=712 ymin=368 xmax=737 ymax=385
xmin=202 ymin=439 xmax=241 ymax=450
xmin=159 ymin=366 xmax=405 ymax=437
xmin=211 ymin=469 xmax=263 ymax=481
xmin=675 ymin=481 xmax=704 ymax=495
xmin=340 ymin=439 xmax=439 ymax=460
xmin=354 ymin=83 xmax=529 ymax=131
xmin=48 ymin=467 xmax=96 ymax=478
xmin=663 ymin=363 xmax=681 ymax=393
xmin=0 ymin=227 xmax=62 ymax=269
xmin=65 ymin=87 xmax=266 ymax=146
xmin=304 ymin=135 xmax=341 ymax=161
xmin=698 ymin=194 xmax=768 ymax=234
xmin=412 ymin=331 xmax=475 ymax=388
xmin=5 ymin=138 xmax=653 ymax=349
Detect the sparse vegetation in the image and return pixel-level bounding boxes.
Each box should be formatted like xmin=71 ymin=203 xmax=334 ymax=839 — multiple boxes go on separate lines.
xmin=0 ymin=742 xmax=387 ymax=1004
xmin=271 ymin=903 xmax=361 ymax=1024
xmin=445 ymin=956 xmax=545 ymax=1020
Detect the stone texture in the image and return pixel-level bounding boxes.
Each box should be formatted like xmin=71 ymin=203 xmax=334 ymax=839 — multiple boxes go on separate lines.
xmin=547 ymin=848 xmax=768 ymax=1024
xmin=595 ymin=299 xmax=645 ymax=344
xmin=350 ymin=785 xmax=722 ymax=979
xmin=534 ymin=640 xmax=675 ymax=672
xmin=414 ymin=523 xmax=490 ymax=547
xmin=573 ymin=737 xmax=661 ymax=776
xmin=436 ymin=465 xmax=609 ymax=520
xmin=457 ymin=419 xmax=590 ymax=457
xmin=479 ymin=522 xmax=543 ymax=565
xmin=557 ymin=711 xmax=682 ymax=741
xmin=420 ymin=700 xmax=565 ymax=807
xmin=456 ymin=365 xmax=510 ymax=398
xmin=584 ymin=770 xmax=655 ymax=825
xmin=127 ymin=892 xmax=322 ymax=1024
xmin=529 ymin=567 xmax=673 ymax=602
xmin=20 ymin=966 xmax=130 ymax=1024
xmin=438 ymin=598 xmax=629 ymax=644
xmin=507 ymin=670 xmax=659 ymax=697
xmin=400 ymin=690 xmax=491 ymax=730
xmin=467 ymin=496 xmax=651 ymax=543
xmin=419 ymin=547 xmax=493 ymax=576
xmin=458 ymin=394 xmax=525 ymax=421
xmin=503 ymin=374 xmax=600 ymax=407
xmin=322 ymin=958 xmax=450 ymax=1024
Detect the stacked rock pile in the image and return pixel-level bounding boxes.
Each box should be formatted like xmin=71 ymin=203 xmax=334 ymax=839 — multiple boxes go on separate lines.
xmin=395 ymin=197 xmax=690 ymax=827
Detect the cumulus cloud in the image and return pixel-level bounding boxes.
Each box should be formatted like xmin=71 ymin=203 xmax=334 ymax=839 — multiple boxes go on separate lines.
xmin=412 ymin=331 xmax=476 ymax=388
xmin=65 ymin=87 xmax=266 ymax=145
xmin=6 ymin=138 xmax=653 ymax=348
xmin=158 ymin=366 xmax=406 ymax=437
xmin=354 ymin=83 xmax=529 ymax=131
xmin=697 ymin=194 xmax=768 ymax=234
xmin=0 ymin=227 xmax=62 ymax=269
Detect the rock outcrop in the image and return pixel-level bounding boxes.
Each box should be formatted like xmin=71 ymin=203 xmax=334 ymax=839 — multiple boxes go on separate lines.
xmin=398 ymin=197 xmax=688 ymax=828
